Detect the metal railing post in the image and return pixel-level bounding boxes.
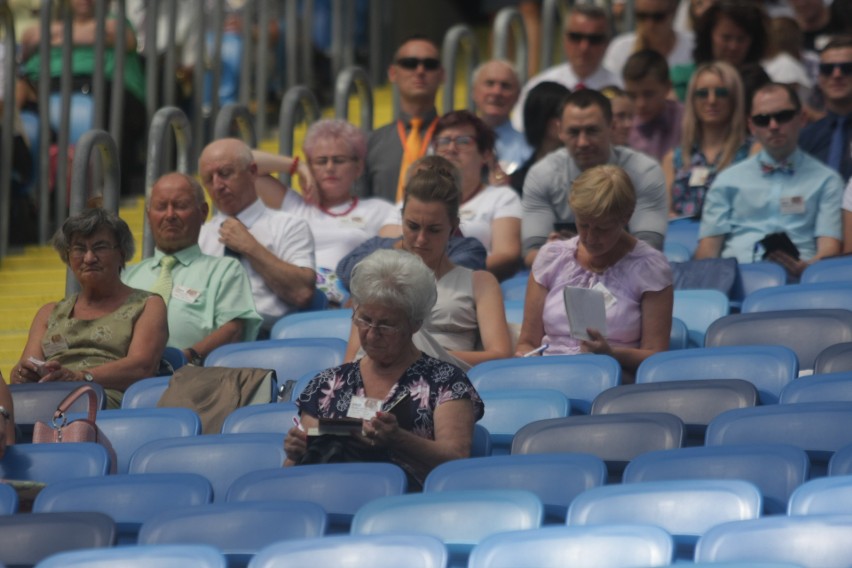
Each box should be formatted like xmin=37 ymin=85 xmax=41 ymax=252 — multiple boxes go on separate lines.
xmin=493 ymin=7 xmax=529 ymax=84
xmin=239 ymin=0 xmax=253 ymax=107
xmin=278 ymin=86 xmax=320 ymax=184
xmin=540 ymin=0 xmax=563 ymax=71
xmin=191 ymin=0 xmax=206 ymax=166
xmin=441 ymin=24 xmax=479 ymax=113
xmin=334 ymin=66 xmax=374 ymax=132
xmin=36 ymin=2 xmax=52 ymax=244
xmin=254 ymin=0 xmax=272 ymax=141
xmin=55 ymin=5 xmax=73 ymax=234
xmin=0 ymin=2 xmax=14 ymax=261
xmin=109 ymin=0 xmax=127 ymax=154
xmin=145 ymin=0 xmax=160 ymax=121
xmin=213 ymin=103 xmax=258 ymax=148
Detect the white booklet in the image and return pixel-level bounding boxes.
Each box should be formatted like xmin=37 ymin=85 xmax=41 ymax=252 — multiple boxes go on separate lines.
xmin=562 ymin=285 xmax=607 ymax=341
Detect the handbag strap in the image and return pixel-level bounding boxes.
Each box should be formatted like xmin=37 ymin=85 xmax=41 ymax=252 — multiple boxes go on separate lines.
xmin=53 ymin=384 xmax=98 ymax=423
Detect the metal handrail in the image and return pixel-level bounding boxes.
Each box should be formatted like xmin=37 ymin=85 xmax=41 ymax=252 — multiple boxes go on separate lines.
xmin=334 ymin=66 xmax=374 ymax=132
xmin=441 ymin=24 xmax=479 ymax=113
xmin=0 ymin=1 xmax=14 ymax=261
xmin=540 ymin=0 xmax=563 ymax=72
xmin=213 ymin=103 xmax=258 ymax=148
xmin=493 ymin=7 xmax=529 ymax=84
xmin=142 ymin=107 xmax=193 ymax=258
xmin=278 ymin=85 xmax=321 ymax=183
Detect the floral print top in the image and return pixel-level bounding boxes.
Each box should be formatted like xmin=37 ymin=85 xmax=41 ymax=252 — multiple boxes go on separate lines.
xmin=670 ymin=140 xmax=752 ymax=217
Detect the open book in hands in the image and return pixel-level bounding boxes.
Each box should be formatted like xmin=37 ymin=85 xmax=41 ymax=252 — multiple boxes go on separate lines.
xmin=562 ymin=285 xmax=607 ymax=342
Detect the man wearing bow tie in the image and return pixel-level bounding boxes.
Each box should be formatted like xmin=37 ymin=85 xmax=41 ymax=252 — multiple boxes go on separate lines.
xmin=696 ymin=83 xmax=843 ymax=278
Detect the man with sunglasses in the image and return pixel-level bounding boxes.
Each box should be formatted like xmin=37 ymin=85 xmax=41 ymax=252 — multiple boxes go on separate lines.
xmin=512 ymin=5 xmax=620 ymax=131
xmin=356 ymin=35 xmax=444 ymax=203
xmin=697 ymin=83 xmax=843 ymax=277
xmin=800 ymin=37 xmax=852 ymax=183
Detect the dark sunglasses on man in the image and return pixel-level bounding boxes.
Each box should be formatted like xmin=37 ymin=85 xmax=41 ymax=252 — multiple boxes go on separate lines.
xmin=750 ymin=109 xmax=798 ymax=128
xmin=818 ymin=62 xmax=852 ymax=77
xmin=396 ymin=57 xmax=441 ymax=71
xmin=565 ymin=31 xmax=607 ymax=45
xmin=635 ymin=10 xmax=669 ymax=22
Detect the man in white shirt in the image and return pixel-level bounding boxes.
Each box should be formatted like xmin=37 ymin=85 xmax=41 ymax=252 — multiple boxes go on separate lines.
xmin=198 ymin=138 xmax=316 ymax=335
xmin=512 ymin=4 xmax=621 ymax=130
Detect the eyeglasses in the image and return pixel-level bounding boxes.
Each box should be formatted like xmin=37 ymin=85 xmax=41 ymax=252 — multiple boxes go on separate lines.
xmin=434 ymin=135 xmax=476 ymax=150
xmin=352 ymin=315 xmax=402 ymax=336
xmin=69 ymin=242 xmax=118 ymax=259
xmin=310 ymin=155 xmax=357 ymax=167
xmin=750 ymin=109 xmax=798 ymax=127
xmin=694 ymin=87 xmax=730 ymax=99
xmin=565 ymin=32 xmax=608 ymax=45
xmin=396 ymin=57 xmax=441 ymax=71
xmin=818 ymin=62 xmax=852 ymax=76
xmin=635 ymin=10 xmax=670 ymax=22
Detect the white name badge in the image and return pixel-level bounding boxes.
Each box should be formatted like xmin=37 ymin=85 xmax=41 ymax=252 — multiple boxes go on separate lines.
xmin=688 ymin=166 xmax=710 ymax=187
xmin=42 ymin=334 xmax=70 ymax=358
xmin=780 ymin=196 xmax=806 ymax=215
xmin=172 ymin=286 xmax=201 ymax=303
xmin=346 ymin=395 xmax=382 ymax=420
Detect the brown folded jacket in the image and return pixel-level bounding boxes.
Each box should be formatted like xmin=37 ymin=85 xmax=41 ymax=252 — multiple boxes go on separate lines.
xmin=157 ymin=366 xmax=275 ymax=434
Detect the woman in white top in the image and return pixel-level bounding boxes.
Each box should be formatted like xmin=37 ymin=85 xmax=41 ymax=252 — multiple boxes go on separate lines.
xmin=253 ymin=120 xmax=396 ymax=304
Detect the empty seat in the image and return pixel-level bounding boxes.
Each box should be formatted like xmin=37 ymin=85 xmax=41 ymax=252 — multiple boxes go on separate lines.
xmin=35 ymin=544 xmax=227 ymax=568
xmin=503 ymin=299 xmax=524 ymax=326
xmin=424 ymin=453 xmax=607 ymax=524
xmin=670 ymin=317 xmax=689 ymax=350
xmin=467 ymin=354 xmax=621 ymax=414
xmin=666 ymin=218 xmax=700 ymax=255
xmin=800 ymin=255 xmax=852 ymax=284
xmin=511 ymin=413 xmax=684 ymax=481
xmin=742 ymin=282 xmax=852 ymax=313
xmin=591 ymin=379 xmax=758 ymax=445
xmin=221 ymin=402 xmax=299 ymax=434
xmin=788 ymin=476 xmax=852 ymax=516
xmin=121 ymin=376 xmax=171 ymax=409
xmin=814 ymin=341 xmax=852 ymax=374
xmin=500 ymin=272 xmax=529 ymax=302
xmin=673 ymin=289 xmax=730 ymax=347
xmin=729 ymin=262 xmax=788 ymax=311
xmin=780 ymin=371 xmax=852 ymax=404
xmin=0 ymin=511 xmax=115 ymax=568
xmin=0 ymin=483 xmax=17 ymax=515
xmin=705 ymin=309 xmax=852 ymax=372
xmin=664 ymin=241 xmax=691 ymax=263
xmin=468 ymin=524 xmax=674 ymax=568
xmin=0 ymin=443 xmax=111 ymax=484
xmin=829 ymin=442 xmax=852 ymax=476
xmin=705 ymin=402 xmax=852 ymax=476
xmin=205 ymin=338 xmax=347 ymax=385
xmin=270 ymin=309 xmax=354 ymax=341
xmin=636 ymin=345 xmax=798 ymax=404
xmin=624 ymin=444 xmax=810 ymax=514
xmin=477 ymin=389 xmax=570 ymax=454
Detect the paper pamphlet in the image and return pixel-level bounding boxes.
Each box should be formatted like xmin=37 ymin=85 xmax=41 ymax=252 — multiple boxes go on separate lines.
xmin=562 ymin=286 xmax=607 ymax=341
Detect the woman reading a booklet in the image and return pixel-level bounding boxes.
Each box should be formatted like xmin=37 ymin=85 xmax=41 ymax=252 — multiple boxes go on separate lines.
xmin=284 ymin=249 xmax=484 ymax=489
xmin=515 ymin=165 xmax=673 ymax=380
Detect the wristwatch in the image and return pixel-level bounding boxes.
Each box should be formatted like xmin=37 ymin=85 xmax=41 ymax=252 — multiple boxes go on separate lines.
xmin=187 ymin=348 xmax=204 ymax=366
xmin=0 ymin=406 xmax=9 ymax=421
xmin=83 ymin=372 xmax=95 ymax=382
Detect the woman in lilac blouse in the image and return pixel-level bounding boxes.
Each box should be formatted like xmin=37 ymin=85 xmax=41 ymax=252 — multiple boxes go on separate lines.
xmin=515 ymin=165 xmax=673 ymax=381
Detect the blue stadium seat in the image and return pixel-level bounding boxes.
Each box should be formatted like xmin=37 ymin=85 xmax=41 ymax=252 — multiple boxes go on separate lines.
xmin=477 ymin=389 xmax=570 ymax=454
xmin=227 ymin=462 xmax=407 ymax=533
xmin=503 ymin=299 xmax=524 ymax=326
xmin=270 ymin=309 xmax=354 ymax=340
xmin=221 ymin=402 xmax=299 ymax=434
xmin=673 ymin=289 xmax=730 ymax=347
xmin=473 ymin=424 xmax=492 ymax=457
xmin=729 ymin=262 xmax=788 ymax=311
xmin=0 ymin=511 xmax=115 ymax=568
xmin=664 ymin=241 xmax=692 ymax=263
xmin=623 ymin=444 xmax=810 ymax=514
xmin=468 ymin=524 xmax=674 ymax=568
xmin=500 ymin=272 xmax=529 ymax=302
xmin=10 ymin=382 xmax=106 ymax=442
xmin=35 ymin=544 xmax=227 ymax=568
xmin=467 ymin=354 xmax=621 ymax=414
xmin=742 ymin=282 xmax=852 ymax=313
xmin=636 ymin=345 xmax=798 ymax=404
xmin=33 ymin=473 xmax=213 ymax=544
xmin=666 ymin=218 xmax=700 ymax=255
xmin=121 ymin=376 xmax=171 ymax=409
xmin=0 ymin=483 xmax=17 ymax=515
xmin=829 ymin=442 xmax=852 ymax=476
xmin=161 ymin=346 xmax=187 ymax=372
xmin=670 ymin=317 xmax=689 ymax=350
xmin=779 ymin=371 xmax=852 ymax=404
xmin=815 ymin=342 xmax=852 ymax=374
xmin=424 ymin=453 xmax=607 ymax=524
xmin=801 ymin=255 xmax=852 ymax=284
xmin=0 ymin=443 xmax=110 ymax=484
xmin=788 ymin=476 xmax=852 ymax=516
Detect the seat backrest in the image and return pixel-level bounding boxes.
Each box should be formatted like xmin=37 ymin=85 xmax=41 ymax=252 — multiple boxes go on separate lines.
xmin=0 ymin=483 xmax=18 ymax=515
xmin=138 ymin=501 xmax=327 ymax=563
xmin=729 ymin=262 xmax=788 ymax=309
xmin=221 ymin=401 xmax=299 ymax=434
xmin=33 ymin=473 xmax=213 ymax=544
xmin=511 ymin=413 xmax=684 ymax=480
xmin=248 ymin=534 xmax=447 ymax=568
xmin=10 ymin=382 xmax=106 ymax=442
xmin=227 ymin=462 xmax=407 ymax=533
xmin=670 ymin=317 xmax=689 ymax=350
xmin=121 ymin=376 xmax=171 ymax=409
xmin=161 ymin=347 xmax=187 ymax=372
xmin=424 ymin=453 xmax=606 ymax=524
xmin=664 ymin=241 xmax=692 ymax=263
xmin=801 ymin=256 xmax=852 ymax=284
xmin=566 ymin=479 xmax=761 ymax=560
xmin=270 ymin=309 xmax=354 ymax=341
xmin=0 ymin=511 xmax=115 ymax=567
xmin=503 ymin=299 xmax=524 ymax=325
xmin=34 ymin=544 xmax=227 ymax=568
xmin=468 ymin=524 xmax=674 ymax=568
xmin=666 ymin=218 xmax=700 ymax=255
xmin=500 ymin=273 xmax=529 ymax=302
xmin=815 ymin=341 xmax=852 ymax=374
xmin=591 ymin=379 xmax=758 ymax=445
xmin=742 ymin=282 xmax=852 ymax=313
xmin=705 ymin=402 xmax=852 ymax=475
xmin=829 ymin=442 xmax=852 ymax=476
xmin=636 ymin=345 xmax=798 ymax=404
xmin=468 ymin=354 xmax=621 ymax=414
xmin=69 ymin=407 xmax=201 ymax=474
xmin=473 ymin=424 xmax=492 ymax=457
xmin=705 ymin=309 xmax=852 ymax=372
xmin=694 ymin=516 xmax=852 ymax=566
xmin=673 ymin=289 xmax=730 ymax=347
xmin=128 ymin=433 xmax=286 ymax=501
xmin=477 ymin=389 xmax=570 ymax=454
xmin=780 ymin=371 xmax=852 ymax=404
xmin=0 ymin=443 xmax=110 ymax=484
xmin=623 ymin=444 xmax=809 ymax=514
xmin=205 ymin=338 xmax=347 ymax=384
xmin=788 ymin=476 xmax=852 ymax=516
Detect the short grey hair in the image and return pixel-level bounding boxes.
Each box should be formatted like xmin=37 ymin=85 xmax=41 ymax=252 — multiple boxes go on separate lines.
xmin=51 ymin=208 xmax=135 ymax=268
xmin=350 ymin=249 xmax=437 ymax=327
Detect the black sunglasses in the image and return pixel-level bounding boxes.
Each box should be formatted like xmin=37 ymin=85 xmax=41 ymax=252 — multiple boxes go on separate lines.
xmin=565 ymin=32 xmax=608 ymax=45
xmin=694 ymin=87 xmax=730 ymax=99
xmin=818 ymin=62 xmax=852 ymax=76
xmin=395 ymin=57 xmax=441 ymax=71
xmin=750 ymin=109 xmax=797 ymax=127
xmin=635 ymin=10 xmax=670 ymax=22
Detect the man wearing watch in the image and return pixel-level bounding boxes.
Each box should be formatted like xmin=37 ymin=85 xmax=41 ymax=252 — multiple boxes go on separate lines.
xmin=123 ymin=173 xmax=262 ymax=364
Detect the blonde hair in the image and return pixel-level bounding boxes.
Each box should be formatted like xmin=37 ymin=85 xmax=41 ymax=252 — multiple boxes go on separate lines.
xmin=681 ymin=61 xmax=747 ymax=171
xmin=569 ymin=165 xmax=636 ymax=221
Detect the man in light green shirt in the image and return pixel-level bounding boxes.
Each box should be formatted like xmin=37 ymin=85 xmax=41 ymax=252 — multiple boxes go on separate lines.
xmin=123 ymin=173 xmax=261 ymax=364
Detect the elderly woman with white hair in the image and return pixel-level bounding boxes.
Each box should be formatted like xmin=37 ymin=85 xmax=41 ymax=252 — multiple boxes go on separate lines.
xmin=284 ymin=248 xmax=484 ymax=488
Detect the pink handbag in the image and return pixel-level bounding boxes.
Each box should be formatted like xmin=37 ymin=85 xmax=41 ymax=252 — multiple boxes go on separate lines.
xmin=32 ymin=384 xmax=117 ymax=473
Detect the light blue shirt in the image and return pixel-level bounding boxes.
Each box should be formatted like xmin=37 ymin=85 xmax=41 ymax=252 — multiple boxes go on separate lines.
xmin=699 ymin=149 xmax=844 ymax=263
xmin=493 ymin=120 xmax=533 ymax=173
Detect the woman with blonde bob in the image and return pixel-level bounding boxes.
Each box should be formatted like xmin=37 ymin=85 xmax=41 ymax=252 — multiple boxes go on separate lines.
xmin=515 ymin=165 xmax=673 ymax=380
xmin=663 ymin=60 xmax=756 ymax=218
